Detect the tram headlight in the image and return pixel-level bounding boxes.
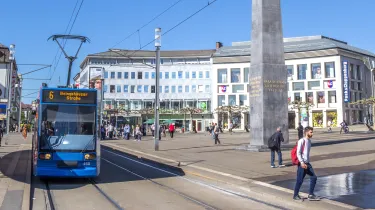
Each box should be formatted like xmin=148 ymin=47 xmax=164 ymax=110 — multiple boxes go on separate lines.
xmin=39 ymin=153 xmax=52 ymax=160
xmin=84 ymin=153 xmax=96 ymax=160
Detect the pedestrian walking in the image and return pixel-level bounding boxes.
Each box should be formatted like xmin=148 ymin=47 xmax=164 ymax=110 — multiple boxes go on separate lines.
xmin=169 ymin=123 xmax=175 ymax=138
xmin=228 ymin=121 xmax=233 ymax=135
xmin=297 ymin=123 xmax=303 ymax=140
xmin=340 ymin=120 xmax=348 ymax=134
xmin=100 ymin=125 xmax=105 ymax=140
xmin=268 ymin=127 xmax=285 ymax=168
xmin=213 ymin=123 xmax=221 ymax=145
xmin=124 ymin=124 xmax=130 ymax=140
xmin=22 ymin=125 xmax=27 ymax=140
xmin=293 ymin=126 xmax=320 ymax=201
xmin=327 ymin=120 xmax=332 ymax=132
xmin=135 ymin=124 xmax=142 ymax=141
xmin=151 ymin=124 xmax=155 ymax=137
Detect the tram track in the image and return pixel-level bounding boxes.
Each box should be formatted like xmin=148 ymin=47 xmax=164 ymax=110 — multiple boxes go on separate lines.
xmin=102 ymin=148 xmax=291 ymax=210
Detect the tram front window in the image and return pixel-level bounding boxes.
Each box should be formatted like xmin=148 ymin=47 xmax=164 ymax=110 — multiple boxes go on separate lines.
xmin=40 ymin=105 xmax=96 ymax=151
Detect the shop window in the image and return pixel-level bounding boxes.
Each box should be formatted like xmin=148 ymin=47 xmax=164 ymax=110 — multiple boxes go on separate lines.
xmin=287 ymin=65 xmax=294 ymax=80
xmin=311 ymin=63 xmax=322 ymax=79
xmin=297 ymin=64 xmax=307 ymax=80
xmin=317 ymin=91 xmax=325 ymax=103
xmin=228 ymin=95 xmax=237 ymax=105
xmin=294 ymin=92 xmax=301 ymax=102
xmin=293 ymin=82 xmax=304 ymax=91
xmin=308 ymin=81 xmax=320 ymax=90
xmin=305 ymin=92 xmax=313 ymax=103
xmin=328 ymin=91 xmax=336 ymax=103
xmin=325 ymin=62 xmax=335 ymax=78
xmin=218 ymin=69 xmax=227 ymax=83
xmin=231 ymin=68 xmax=241 ymax=83
xmin=218 ymin=95 xmax=226 ymax=106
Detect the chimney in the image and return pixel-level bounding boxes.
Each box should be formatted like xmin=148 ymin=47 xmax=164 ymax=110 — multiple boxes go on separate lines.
xmin=216 ymin=42 xmax=223 ymax=49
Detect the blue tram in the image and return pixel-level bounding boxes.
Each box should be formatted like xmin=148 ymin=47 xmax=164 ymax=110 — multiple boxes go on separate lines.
xmin=32 ymin=87 xmax=100 ymax=177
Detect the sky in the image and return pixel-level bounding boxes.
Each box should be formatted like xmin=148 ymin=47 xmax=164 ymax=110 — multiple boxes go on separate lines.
xmin=1 ymin=0 xmax=374 ymax=104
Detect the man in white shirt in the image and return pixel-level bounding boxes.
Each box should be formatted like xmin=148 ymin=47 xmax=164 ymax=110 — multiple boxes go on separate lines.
xmin=293 ymin=126 xmax=320 ymax=201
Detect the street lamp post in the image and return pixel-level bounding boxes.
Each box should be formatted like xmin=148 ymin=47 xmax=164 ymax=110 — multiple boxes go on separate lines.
xmin=18 ymin=74 xmax=23 ymax=131
xmin=154 ymin=28 xmax=161 ymax=151
xmin=6 ymin=44 xmax=15 ymax=135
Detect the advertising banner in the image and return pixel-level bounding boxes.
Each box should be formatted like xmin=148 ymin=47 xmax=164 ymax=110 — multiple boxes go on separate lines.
xmin=342 ymin=61 xmax=350 ymax=103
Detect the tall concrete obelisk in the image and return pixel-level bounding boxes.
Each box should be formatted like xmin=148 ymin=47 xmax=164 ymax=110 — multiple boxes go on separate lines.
xmin=248 ymin=0 xmax=289 ymax=151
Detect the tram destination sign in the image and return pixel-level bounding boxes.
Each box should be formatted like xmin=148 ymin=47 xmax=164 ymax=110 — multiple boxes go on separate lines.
xmin=42 ymin=89 xmax=96 ymax=104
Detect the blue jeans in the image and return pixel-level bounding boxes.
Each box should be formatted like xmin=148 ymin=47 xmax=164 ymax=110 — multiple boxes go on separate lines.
xmin=293 ymin=163 xmax=317 ymax=197
xmin=270 ymin=148 xmax=282 ymax=166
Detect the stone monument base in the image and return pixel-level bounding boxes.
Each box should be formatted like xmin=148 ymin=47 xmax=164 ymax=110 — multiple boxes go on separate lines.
xmin=236 ymin=143 xmax=294 ymax=152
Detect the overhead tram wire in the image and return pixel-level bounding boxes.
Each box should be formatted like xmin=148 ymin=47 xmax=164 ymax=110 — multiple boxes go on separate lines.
xmin=22 ymin=91 xmax=39 ymax=97
xmin=48 ymin=0 xmax=84 ymax=85
xmin=110 ymin=0 xmax=218 ymax=68
xmin=110 ymin=0 xmax=184 ymax=49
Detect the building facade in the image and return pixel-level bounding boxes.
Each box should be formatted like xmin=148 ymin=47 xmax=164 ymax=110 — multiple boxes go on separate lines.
xmin=78 ymin=49 xmax=215 ymax=131
xmin=212 ymin=36 xmax=375 ymax=129
xmin=0 ymin=43 xmax=21 ymax=130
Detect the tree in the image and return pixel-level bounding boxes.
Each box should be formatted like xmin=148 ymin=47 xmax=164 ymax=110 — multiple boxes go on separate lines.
xmin=289 ymin=100 xmax=314 ymax=126
xmin=179 ymin=107 xmax=203 ymax=132
xmin=21 ymin=111 xmax=26 ymax=123
xmin=214 ymin=105 xmax=249 ymax=129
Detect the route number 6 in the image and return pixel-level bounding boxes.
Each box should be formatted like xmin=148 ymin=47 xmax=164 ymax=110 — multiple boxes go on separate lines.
xmin=49 ymin=91 xmax=54 ymax=100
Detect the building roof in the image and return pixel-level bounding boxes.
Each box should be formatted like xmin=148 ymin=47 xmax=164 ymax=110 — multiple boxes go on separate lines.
xmin=88 ymin=49 xmax=216 ymax=58
xmin=0 ymin=43 xmax=7 ymax=48
xmin=214 ymin=35 xmax=375 ymax=58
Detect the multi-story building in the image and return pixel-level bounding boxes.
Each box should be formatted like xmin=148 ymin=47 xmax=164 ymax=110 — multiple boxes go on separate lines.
xmin=78 ymin=49 xmax=215 ymax=131
xmin=212 ymin=35 xmax=375 ymax=129
xmin=0 ymin=43 xmax=21 ymax=130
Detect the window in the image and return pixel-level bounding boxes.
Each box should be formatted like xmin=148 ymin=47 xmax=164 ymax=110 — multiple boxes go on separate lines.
xmin=110 ymin=72 xmax=115 ymax=79
xmin=351 ymin=81 xmax=356 ymax=90
xmin=151 ymin=86 xmax=155 ymax=93
xmin=178 ymin=85 xmax=182 ymax=93
xmin=293 ymin=82 xmax=305 ymax=91
xmin=205 ymin=85 xmax=210 ymax=93
xmin=231 ymin=68 xmax=241 ymax=83
xmin=104 ymin=71 xmax=108 ymax=79
xmin=131 ymin=72 xmax=135 ymax=79
xmin=287 ymin=65 xmax=293 ymax=80
xmin=185 ymin=72 xmax=189 ymax=79
xmin=178 ymin=71 xmax=183 ymax=79
xmin=359 ymin=92 xmax=362 ymax=100
xmin=198 ymin=85 xmax=204 ymax=93
xmin=357 ymin=65 xmax=361 ymax=80
xmin=350 ymin=64 xmax=355 ymax=79
xmin=317 ymin=91 xmax=325 ymax=103
xmin=117 ymin=72 xmax=122 ymax=79
xmin=172 ymin=72 xmax=176 ymax=79
xmin=145 ymin=72 xmax=149 ymax=79
xmin=325 ymin=62 xmax=335 ymax=78
xmin=218 ymin=69 xmax=227 ymax=83
xmin=240 ymin=95 xmax=247 ymax=106
xmin=192 ymin=71 xmax=196 ymax=79
xmin=308 ymin=81 xmax=320 ymax=90
xmin=144 ymin=85 xmax=149 ymax=93
xmin=110 ymin=85 xmax=115 ymax=93
xmin=159 ymin=86 xmax=162 ymax=93
xmin=137 ymin=85 xmax=142 ymax=92
xmin=171 ymin=86 xmax=176 ymax=93
xmin=206 ymin=71 xmax=210 ymax=79
xmin=232 ymin=85 xmax=245 ymax=93
xmin=138 ymin=72 xmax=142 ymax=79
xmin=358 ymin=82 xmax=362 ymax=91
xmin=192 ymin=85 xmax=196 ymax=92
xmin=159 ymin=72 xmax=162 ymax=79
xmin=104 ymin=85 xmax=108 ymax=92
xmin=165 ymin=86 xmax=169 ymax=93
xmin=151 ymin=72 xmax=155 ymax=79
xmin=244 ymin=68 xmax=249 ymax=83
xmin=297 ymin=64 xmax=307 ymax=80
xmin=124 ymin=72 xmax=129 ymax=79
xmin=165 ymin=72 xmax=169 ymax=79
xmin=306 ymin=92 xmax=313 ymax=103
xmin=228 ymin=95 xmax=236 ymax=105
xmin=117 ymin=85 xmax=121 ymax=93
xmin=199 ymin=71 xmax=203 ymax=78
xmin=294 ymin=92 xmax=301 ymax=101
xmin=185 ymin=85 xmax=189 ymax=93
xmin=130 ymin=85 xmax=135 ymax=93
xmin=328 ymin=91 xmax=336 ymax=103
xmin=218 ymin=95 xmax=226 ymax=106
xmin=123 ymin=85 xmax=128 ymax=93
xmin=311 ymin=63 xmax=322 ymax=79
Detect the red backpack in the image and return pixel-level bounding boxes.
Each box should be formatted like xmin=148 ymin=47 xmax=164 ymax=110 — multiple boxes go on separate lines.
xmin=291 ymin=139 xmax=305 ymax=166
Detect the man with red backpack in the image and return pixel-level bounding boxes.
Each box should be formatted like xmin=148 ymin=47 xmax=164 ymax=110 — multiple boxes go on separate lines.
xmin=293 ymin=126 xmax=320 ymax=201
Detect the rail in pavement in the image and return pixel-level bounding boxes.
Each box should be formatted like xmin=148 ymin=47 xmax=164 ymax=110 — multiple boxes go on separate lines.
xmin=102 ymin=131 xmax=375 ymax=210
xmin=0 ymin=133 xmax=32 ymax=210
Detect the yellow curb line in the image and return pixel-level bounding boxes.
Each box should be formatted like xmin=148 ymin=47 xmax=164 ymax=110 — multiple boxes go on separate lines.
xmin=102 ymin=143 xmax=359 ymax=210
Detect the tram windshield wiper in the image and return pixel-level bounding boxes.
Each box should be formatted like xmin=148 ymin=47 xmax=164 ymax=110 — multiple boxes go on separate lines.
xmin=80 ymin=136 xmax=96 ymax=153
